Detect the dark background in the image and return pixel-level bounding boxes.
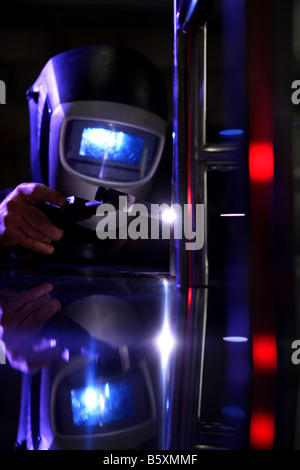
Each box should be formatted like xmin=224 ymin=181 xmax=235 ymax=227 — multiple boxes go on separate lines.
xmin=0 ymin=0 xmax=174 ymax=192
xmin=0 ymin=0 xmax=299 ymax=451
xmin=0 ymin=0 xmax=174 ymax=450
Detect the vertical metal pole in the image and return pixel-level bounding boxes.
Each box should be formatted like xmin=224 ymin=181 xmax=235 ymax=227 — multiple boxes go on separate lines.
xmin=167 ymin=0 xmax=209 ymax=450
xmin=170 ymin=0 xmax=245 ymax=450
xmin=172 ymin=13 xmax=208 ymax=288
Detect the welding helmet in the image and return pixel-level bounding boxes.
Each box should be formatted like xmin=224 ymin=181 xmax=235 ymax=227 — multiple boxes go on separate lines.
xmin=16 ymin=294 xmax=158 ymax=450
xmin=27 ymin=45 xmax=168 ymax=232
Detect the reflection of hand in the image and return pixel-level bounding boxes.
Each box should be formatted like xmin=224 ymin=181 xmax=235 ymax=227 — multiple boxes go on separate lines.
xmin=0 ymin=283 xmax=62 ymax=373
xmin=0 ymin=183 xmax=66 ymax=254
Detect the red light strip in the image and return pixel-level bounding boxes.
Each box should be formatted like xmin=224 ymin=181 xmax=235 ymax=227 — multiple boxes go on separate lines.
xmin=247 ymin=0 xmax=277 ymax=450
xmin=249 ymin=142 xmax=274 ymax=183
xmin=249 ymin=331 xmax=277 ymax=449
xmin=252 ymin=335 xmax=277 ymax=372
xmin=249 ymin=412 xmax=275 ymax=449
xmin=180 ymin=286 xmax=193 ymax=448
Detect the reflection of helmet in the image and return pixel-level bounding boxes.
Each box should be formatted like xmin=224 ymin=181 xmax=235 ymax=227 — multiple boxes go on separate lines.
xmin=16 ymin=295 xmax=157 ymax=450
xmin=27 ymin=45 xmax=168 ymax=231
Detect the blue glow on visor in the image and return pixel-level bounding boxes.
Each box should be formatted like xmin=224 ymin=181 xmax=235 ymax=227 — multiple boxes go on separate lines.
xmin=71 ymin=380 xmax=136 ymax=426
xmin=79 ymin=127 xmax=145 ymax=165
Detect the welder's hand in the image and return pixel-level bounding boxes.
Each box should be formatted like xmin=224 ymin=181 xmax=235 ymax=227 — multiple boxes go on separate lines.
xmin=0 ymin=183 xmax=66 ymax=254
xmin=0 ymin=283 xmax=62 ymax=373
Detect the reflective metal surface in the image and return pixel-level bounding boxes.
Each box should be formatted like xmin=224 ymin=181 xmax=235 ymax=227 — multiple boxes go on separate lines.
xmin=0 ymin=260 xmax=171 ymax=450
xmin=0 ymin=253 xmax=253 ymax=450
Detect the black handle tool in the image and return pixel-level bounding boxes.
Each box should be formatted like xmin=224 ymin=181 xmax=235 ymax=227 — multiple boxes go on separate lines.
xmin=38 ymin=196 xmax=102 ymax=227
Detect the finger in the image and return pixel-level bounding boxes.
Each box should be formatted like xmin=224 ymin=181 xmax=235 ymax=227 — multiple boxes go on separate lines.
xmin=18 ymin=214 xmax=53 ymax=244
xmin=25 ymin=346 xmax=62 ymax=373
xmin=14 ymin=283 xmax=54 ymax=310
xmin=16 ymin=298 xmax=62 ymax=337
xmin=1 ymin=204 xmax=58 ymax=252
xmin=0 ymin=213 xmax=55 ymax=252
xmin=12 ymin=228 xmax=55 ymax=255
xmin=2 ymin=297 xmax=61 ymax=351
xmin=1 ymin=288 xmax=55 ymax=331
xmin=14 ymin=295 xmax=57 ymax=331
xmin=6 ymin=345 xmax=61 ymax=374
xmin=20 ymin=203 xmax=64 ymax=241
xmin=18 ymin=183 xmax=66 ymax=207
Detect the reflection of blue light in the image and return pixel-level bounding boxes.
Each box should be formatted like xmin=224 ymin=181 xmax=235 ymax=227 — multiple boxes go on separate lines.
xmin=157 ymin=279 xmax=175 ymax=369
xmin=185 ymin=0 xmax=198 ymax=24
xmin=71 ymin=380 xmax=135 ymax=427
xmin=222 ymin=406 xmax=246 ymax=419
xmin=223 ymin=336 xmax=248 ymax=343
xmin=83 ymin=387 xmax=98 ymax=411
xmin=219 ymin=129 xmax=244 ymax=136
xmin=157 ymin=320 xmax=174 ymax=369
xmin=79 ymin=127 xmax=144 ymax=165
xmin=220 ymin=213 xmax=246 ymax=217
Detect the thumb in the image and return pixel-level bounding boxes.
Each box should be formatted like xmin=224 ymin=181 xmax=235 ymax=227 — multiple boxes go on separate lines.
xmin=20 ymin=183 xmax=66 ymax=207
